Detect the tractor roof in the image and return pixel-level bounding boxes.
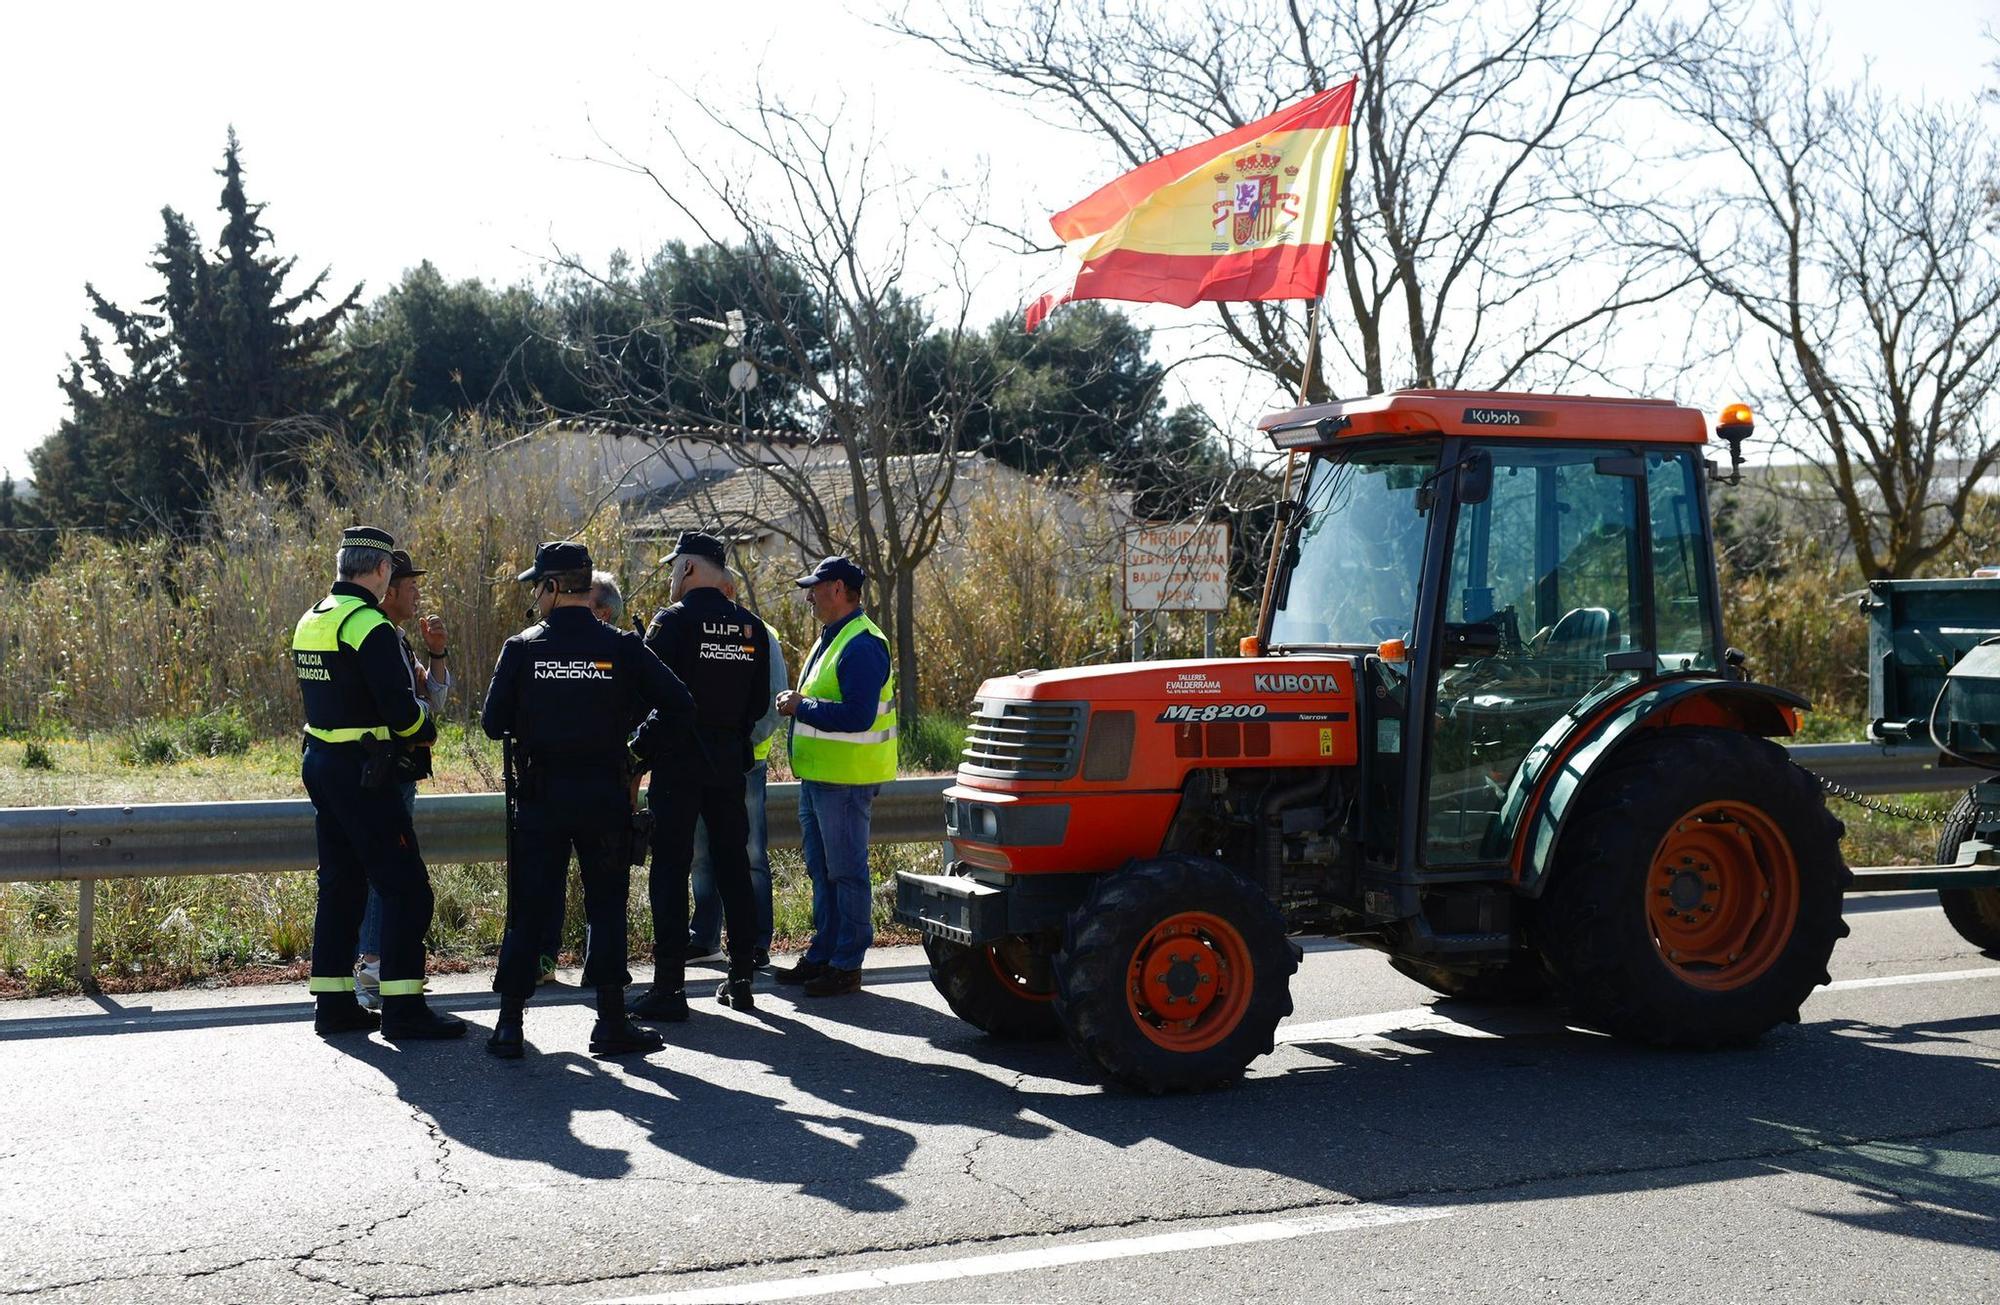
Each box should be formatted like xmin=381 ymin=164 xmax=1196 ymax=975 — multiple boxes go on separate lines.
xmin=1258 ymin=389 xmax=1708 ymax=450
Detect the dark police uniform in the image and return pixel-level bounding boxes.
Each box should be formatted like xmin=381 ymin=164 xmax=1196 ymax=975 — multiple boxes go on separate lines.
xmin=293 ymin=525 xmax=457 ymax=1039
xmin=633 ymin=531 xmax=773 ymax=1012
xmin=482 ymin=541 xmax=695 ymax=1055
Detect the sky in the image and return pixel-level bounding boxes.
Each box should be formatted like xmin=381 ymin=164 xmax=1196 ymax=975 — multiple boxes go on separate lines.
xmin=4 ymin=0 xmax=1997 ymax=482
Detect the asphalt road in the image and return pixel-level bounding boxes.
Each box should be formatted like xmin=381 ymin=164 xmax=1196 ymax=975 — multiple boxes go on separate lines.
xmin=1 ymin=892 xmax=1995 ymax=1304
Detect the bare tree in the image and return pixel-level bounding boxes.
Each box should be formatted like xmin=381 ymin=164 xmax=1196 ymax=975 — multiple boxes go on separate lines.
xmin=1635 ymin=12 xmax=2000 ymax=578
xmin=572 ymin=93 xmax=991 ymax=723
xmin=891 ymin=0 xmax=1709 ymax=400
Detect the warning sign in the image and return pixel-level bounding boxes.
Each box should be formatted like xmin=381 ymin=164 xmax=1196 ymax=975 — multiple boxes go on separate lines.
xmin=1123 ymin=523 xmax=1231 ymax=613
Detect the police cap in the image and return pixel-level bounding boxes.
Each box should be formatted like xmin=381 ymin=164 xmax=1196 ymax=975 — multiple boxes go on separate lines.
xmin=669 ymin=530 xmax=727 ymax=566
xmin=341 ymin=525 xmax=395 ymax=556
xmin=516 ymin=540 xmax=593 ymax=582
xmin=793 ymin=555 xmax=866 ymax=590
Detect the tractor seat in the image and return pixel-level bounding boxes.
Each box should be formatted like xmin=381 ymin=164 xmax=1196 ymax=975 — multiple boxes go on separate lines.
xmin=1546 ymin=606 xmax=1620 ymax=661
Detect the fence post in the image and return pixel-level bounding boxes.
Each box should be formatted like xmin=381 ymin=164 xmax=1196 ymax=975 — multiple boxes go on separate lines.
xmin=75 ymin=876 xmax=97 ymax=991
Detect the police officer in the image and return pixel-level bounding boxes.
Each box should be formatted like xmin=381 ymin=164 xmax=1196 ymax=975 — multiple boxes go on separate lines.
xmin=482 ymin=540 xmax=695 ymax=1059
xmin=294 ymin=525 xmax=464 ymax=1040
xmin=630 ymin=531 xmax=773 ymax=1017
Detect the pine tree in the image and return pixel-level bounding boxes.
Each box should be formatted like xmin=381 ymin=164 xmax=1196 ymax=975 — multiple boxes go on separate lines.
xmin=30 ymin=130 xmax=362 ymax=536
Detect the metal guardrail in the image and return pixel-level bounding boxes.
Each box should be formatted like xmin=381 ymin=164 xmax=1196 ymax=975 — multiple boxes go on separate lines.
xmin=0 ymin=778 xmax=953 ymax=885
xmin=0 ymin=777 xmax=953 ymax=986
xmin=0 ymin=744 xmax=1972 ymax=986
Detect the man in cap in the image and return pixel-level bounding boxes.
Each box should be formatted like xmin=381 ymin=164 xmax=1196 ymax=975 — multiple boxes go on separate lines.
xmin=293 ymin=526 xmax=463 ymax=1040
xmin=482 ymin=540 xmax=694 ymax=1058
xmin=772 ymin=555 xmax=897 ymax=999
xmin=354 ymin=548 xmax=452 ymax=1007
xmin=685 ymin=567 xmax=786 ymax=970
xmin=630 ymin=530 xmax=773 ymax=1017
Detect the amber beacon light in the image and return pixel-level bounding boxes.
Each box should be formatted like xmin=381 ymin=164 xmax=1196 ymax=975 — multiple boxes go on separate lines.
xmin=1714 ymin=402 xmax=1755 ymax=485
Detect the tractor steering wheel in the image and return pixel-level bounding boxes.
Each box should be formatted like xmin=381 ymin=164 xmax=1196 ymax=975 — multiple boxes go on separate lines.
xmin=1368 ymin=617 xmax=1405 ymax=641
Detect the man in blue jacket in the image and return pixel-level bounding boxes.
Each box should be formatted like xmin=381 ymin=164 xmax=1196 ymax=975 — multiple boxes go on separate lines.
xmin=772 ymin=556 xmax=897 ymax=998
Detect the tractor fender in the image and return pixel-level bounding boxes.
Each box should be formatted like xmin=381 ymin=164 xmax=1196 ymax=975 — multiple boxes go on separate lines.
xmin=1504 ymin=676 xmax=1809 ymax=896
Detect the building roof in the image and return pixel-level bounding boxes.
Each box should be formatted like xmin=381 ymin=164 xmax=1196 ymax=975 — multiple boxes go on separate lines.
xmin=624 ymin=451 xmax=983 ymax=541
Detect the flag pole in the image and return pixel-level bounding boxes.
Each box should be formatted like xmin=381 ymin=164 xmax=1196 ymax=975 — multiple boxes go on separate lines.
xmin=1251 ymin=299 xmax=1321 ymax=652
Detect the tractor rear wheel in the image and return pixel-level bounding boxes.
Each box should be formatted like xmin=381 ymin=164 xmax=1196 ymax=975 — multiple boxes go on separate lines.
xmin=1388 ymin=955 xmax=1549 ymax=1004
xmin=924 ymin=935 xmax=1062 ymax=1039
xmin=1934 ymin=791 xmax=2000 ymax=954
xmin=1539 ymin=727 xmax=1849 ymax=1047
xmin=1053 ymin=855 xmax=1297 ymax=1093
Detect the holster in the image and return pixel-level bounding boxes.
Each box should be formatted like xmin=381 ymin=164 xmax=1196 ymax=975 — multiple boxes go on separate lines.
xmin=515 ymin=755 xmax=546 ymax=802
xmin=392 ymin=744 xmax=433 ymax=784
xmin=358 ymin=738 xmax=395 ymax=790
xmin=628 ymin=807 xmax=654 ymax=868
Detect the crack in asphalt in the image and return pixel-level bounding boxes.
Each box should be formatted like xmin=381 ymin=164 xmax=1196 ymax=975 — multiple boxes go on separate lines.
xmin=959 ymin=1129 xmax=1056 ymax=1224
xmin=11 ymin=1110 xmax=1998 ymax=1301
xmin=228 ymin=1112 xmax=2000 ymax=1303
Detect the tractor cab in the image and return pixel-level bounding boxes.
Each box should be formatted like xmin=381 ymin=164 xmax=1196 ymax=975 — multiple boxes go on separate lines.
xmin=1257 ymin=390 xmax=1735 ymax=877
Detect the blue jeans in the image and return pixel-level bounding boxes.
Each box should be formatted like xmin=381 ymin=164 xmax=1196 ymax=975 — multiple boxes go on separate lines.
xmin=355 ymin=782 xmax=418 ymax=959
xmin=798 ymin=779 xmax=878 ymax=970
xmin=689 ymin=762 xmax=772 ymax=953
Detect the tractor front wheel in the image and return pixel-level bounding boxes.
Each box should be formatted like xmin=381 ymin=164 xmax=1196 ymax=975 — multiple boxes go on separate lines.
xmin=1934 ymin=791 xmax=2000 ymax=954
xmin=1053 ymin=854 xmax=1297 ymax=1093
xmin=924 ymin=935 xmax=1062 ymax=1039
xmin=1540 ymin=727 xmax=1849 ymax=1046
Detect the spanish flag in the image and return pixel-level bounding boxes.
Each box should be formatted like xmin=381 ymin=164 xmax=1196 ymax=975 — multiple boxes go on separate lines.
xmin=1026 ymin=80 xmax=1356 ymax=332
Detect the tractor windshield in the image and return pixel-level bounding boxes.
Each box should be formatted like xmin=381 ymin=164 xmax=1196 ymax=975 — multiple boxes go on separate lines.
xmin=1269 ymin=446 xmax=1440 ymax=649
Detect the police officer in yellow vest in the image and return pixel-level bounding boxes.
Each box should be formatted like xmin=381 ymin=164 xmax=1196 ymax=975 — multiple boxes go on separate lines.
xmin=773 ymin=556 xmax=896 ymax=998
xmin=293 ymin=526 xmax=465 ymax=1041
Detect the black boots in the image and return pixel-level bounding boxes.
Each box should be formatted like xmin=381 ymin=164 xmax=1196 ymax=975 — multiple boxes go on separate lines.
xmin=486 ymin=994 xmax=526 ymax=1059
xmin=313 ymin=994 xmax=379 ymax=1037
xmin=716 ymin=965 xmax=757 ymax=1011
xmin=630 ymin=984 xmax=690 ymax=1022
xmin=380 ymin=995 xmax=467 ymax=1040
xmin=590 ymin=987 xmax=665 ymax=1056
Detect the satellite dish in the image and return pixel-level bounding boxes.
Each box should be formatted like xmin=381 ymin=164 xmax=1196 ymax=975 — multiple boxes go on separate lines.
xmin=728 ymin=360 xmax=759 ymax=392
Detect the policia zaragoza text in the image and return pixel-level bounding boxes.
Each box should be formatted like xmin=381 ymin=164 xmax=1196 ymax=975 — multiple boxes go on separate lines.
xmin=294 ymin=526 xmax=465 ymax=1041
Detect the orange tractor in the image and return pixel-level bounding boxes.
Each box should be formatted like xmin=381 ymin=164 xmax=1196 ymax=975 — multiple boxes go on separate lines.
xmin=897 ymin=388 xmax=1993 ymax=1092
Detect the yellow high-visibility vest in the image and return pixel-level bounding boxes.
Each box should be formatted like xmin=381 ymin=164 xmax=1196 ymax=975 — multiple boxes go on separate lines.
xmin=789 ymin=613 xmax=897 ymax=784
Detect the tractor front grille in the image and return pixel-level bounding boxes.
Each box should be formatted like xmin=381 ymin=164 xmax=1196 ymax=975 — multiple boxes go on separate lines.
xmin=959 ymin=697 xmax=1087 ymax=781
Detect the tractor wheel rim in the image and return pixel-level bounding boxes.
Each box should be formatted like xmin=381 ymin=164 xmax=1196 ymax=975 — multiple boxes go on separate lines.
xmin=1126 ymin=911 xmax=1254 ymax=1051
xmin=1645 ymin=799 xmax=1799 ymax=991
xmin=984 ymin=940 xmax=1053 ymax=1004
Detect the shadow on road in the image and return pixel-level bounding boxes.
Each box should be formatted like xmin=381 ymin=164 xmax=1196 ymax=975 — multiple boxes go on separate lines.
xmin=13 ymin=960 xmax=1998 ymax=1248
xmin=321 ymin=990 xmax=1055 ymax=1214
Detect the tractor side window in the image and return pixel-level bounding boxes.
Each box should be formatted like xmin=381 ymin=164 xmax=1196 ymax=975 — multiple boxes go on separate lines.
xmin=1425 ymin=445 xmax=1643 ymax=865
xmin=1648 ymin=451 xmax=1719 ymax=672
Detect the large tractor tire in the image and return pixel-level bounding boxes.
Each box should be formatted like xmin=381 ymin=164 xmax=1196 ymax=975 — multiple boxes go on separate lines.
xmin=1539 ymin=727 xmax=1849 ymax=1047
xmin=1934 ymin=791 xmax=2000 ymax=954
xmin=1388 ymin=954 xmax=1549 ymax=1004
xmin=1052 ymin=854 xmax=1297 ymax=1093
xmin=924 ymin=935 xmax=1062 ymax=1039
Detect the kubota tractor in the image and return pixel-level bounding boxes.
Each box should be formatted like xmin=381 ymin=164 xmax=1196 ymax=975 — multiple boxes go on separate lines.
xmin=896 ymin=388 xmax=1875 ymax=1092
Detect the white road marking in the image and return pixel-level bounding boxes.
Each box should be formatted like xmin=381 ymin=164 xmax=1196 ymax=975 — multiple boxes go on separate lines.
xmin=595 ymin=1204 xmax=1452 ymax=1305
xmin=1822 ymin=966 xmax=2000 ymax=992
